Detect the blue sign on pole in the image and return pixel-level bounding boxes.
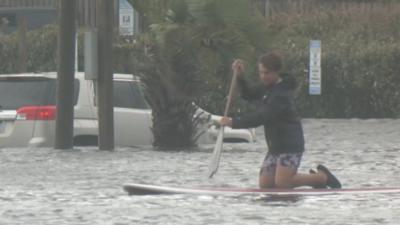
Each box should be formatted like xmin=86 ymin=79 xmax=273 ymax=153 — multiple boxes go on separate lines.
xmin=309 ymin=40 xmax=321 ymax=95
xmin=119 ymin=0 xmax=134 ymax=36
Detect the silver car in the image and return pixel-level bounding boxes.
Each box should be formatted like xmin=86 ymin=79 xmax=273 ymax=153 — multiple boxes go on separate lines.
xmin=0 ymin=72 xmax=256 ymax=148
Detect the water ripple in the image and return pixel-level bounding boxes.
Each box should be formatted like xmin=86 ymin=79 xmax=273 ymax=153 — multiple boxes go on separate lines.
xmin=0 ymin=119 xmax=400 ymax=225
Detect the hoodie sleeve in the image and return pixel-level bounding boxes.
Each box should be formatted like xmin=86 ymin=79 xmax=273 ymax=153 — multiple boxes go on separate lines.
xmin=237 ymin=77 xmax=265 ymax=101
xmin=231 ymin=94 xmax=290 ymax=129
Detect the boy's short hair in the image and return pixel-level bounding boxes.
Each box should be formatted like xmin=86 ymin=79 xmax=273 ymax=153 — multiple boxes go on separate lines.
xmin=258 ymin=52 xmax=283 ymax=72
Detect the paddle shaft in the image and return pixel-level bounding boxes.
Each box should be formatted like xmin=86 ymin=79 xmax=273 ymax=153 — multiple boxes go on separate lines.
xmin=207 ymin=70 xmax=239 ymax=178
xmin=223 ymin=70 xmax=239 ymax=117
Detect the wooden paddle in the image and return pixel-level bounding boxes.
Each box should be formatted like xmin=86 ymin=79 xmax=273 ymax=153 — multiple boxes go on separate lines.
xmin=208 ymin=70 xmax=238 ymax=178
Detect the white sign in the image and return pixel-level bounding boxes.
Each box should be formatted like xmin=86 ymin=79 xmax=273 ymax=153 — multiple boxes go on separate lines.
xmin=119 ymin=0 xmax=134 ymax=36
xmin=309 ymin=40 xmax=321 ymax=95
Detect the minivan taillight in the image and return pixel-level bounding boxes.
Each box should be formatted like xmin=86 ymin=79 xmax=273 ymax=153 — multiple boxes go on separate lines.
xmin=16 ymin=106 xmax=57 ymax=120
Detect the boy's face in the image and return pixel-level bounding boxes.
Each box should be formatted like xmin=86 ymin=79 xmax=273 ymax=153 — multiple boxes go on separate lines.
xmin=258 ymin=63 xmax=279 ymax=87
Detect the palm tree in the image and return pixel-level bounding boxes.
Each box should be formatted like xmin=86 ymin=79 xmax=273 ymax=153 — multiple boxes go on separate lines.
xmin=129 ymin=0 xmax=271 ymax=149
xmin=129 ymin=0 xmax=173 ymax=31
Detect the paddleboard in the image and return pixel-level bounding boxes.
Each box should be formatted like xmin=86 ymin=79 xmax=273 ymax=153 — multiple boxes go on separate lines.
xmin=123 ymin=183 xmax=400 ymax=196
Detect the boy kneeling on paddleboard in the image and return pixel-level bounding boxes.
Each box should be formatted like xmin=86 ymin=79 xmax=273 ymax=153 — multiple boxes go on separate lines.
xmin=219 ymin=52 xmax=341 ymax=189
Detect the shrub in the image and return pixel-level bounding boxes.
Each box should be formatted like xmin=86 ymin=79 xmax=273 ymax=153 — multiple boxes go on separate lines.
xmin=265 ymin=3 xmax=400 ymax=118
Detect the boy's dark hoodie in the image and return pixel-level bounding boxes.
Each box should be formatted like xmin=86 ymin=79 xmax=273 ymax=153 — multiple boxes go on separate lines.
xmin=232 ymin=73 xmax=305 ymax=154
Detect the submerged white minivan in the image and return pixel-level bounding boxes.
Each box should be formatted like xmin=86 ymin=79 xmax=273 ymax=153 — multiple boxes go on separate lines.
xmin=0 ymin=72 xmax=256 ymax=148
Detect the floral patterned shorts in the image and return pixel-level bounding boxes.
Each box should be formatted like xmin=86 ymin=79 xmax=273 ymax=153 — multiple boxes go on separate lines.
xmin=260 ymin=152 xmax=303 ymax=176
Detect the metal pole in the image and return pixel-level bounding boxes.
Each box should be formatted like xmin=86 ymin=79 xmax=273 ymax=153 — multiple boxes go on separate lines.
xmin=75 ymin=32 xmax=78 ymax=72
xmin=97 ymin=0 xmax=115 ymax=150
xmin=55 ymin=0 xmax=76 ymax=149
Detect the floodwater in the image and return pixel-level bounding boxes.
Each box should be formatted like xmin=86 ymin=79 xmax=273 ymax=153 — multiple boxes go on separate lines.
xmin=1 ymin=119 xmax=400 ymax=225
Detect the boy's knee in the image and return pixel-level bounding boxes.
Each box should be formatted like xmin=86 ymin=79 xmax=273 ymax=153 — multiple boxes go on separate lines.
xmin=259 ymin=182 xmax=274 ymax=189
xmin=259 ymin=176 xmax=274 ymax=189
xmin=274 ymin=178 xmax=292 ymax=188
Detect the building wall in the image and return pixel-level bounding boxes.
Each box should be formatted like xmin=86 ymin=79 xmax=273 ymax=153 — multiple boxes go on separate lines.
xmin=0 ymin=0 xmax=122 ymax=31
xmin=0 ymin=1 xmax=142 ymax=37
xmin=0 ymin=8 xmax=57 ymax=34
xmin=0 ymin=0 xmax=58 ymax=8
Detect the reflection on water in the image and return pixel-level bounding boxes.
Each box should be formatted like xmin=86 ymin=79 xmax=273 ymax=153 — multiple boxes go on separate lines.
xmin=1 ymin=119 xmax=400 ymax=225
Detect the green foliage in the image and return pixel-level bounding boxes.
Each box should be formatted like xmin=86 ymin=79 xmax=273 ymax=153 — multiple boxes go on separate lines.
xmin=130 ymin=44 xmax=203 ymax=149
xmin=267 ymin=3 xmax=400 ymax=118
xmin=129 ymin=0 xmax=173 ymax=29
xmin=0 ymin=32 xmax=18 ymax=73
xmin=0 ymin=24 xmax=58 ymax=73
xmin=1 ymin=0 xmax=398 ymax=137
xmin=127 ymin=0 xmax=271 ymax=148
xmin=179 ymin=0 xmax=271 ymax=116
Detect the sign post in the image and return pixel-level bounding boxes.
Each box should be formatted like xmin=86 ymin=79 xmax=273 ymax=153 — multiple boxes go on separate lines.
xmin=309 ymin=40 xmax=321 ymax=95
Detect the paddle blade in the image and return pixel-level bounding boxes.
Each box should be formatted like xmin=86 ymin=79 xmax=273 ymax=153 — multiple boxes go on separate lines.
xmin=208 ymin=127 xmax=225 ymax=178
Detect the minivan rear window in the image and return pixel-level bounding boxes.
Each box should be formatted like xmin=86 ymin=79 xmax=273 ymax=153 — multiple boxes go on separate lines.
xmin=0 ymin=78 xmax=79 ymax=110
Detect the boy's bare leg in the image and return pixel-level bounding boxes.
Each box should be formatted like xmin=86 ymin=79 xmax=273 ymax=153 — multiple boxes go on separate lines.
xmin=274 ymin=165 xmax=327 ymax=188
xmin=259 ymin=174 xmax=275 ymax=188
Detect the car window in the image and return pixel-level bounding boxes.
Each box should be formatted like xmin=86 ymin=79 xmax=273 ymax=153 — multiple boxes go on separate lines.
xmin=0 ymin=78 xmax=54 ymax=110
xmin=113 ymin=81 xmax=149 ymax=109
xmin=48 ymin=79 xmax=80 ymax=106
xmin=0 ymin=77 xmax=79 ymax=110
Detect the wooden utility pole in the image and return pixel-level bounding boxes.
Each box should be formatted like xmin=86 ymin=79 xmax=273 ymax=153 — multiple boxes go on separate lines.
xmin=97 ymin=0 xmax=115 ymax=150
xmin=55 ymin=0 xmax=76 ymax=149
